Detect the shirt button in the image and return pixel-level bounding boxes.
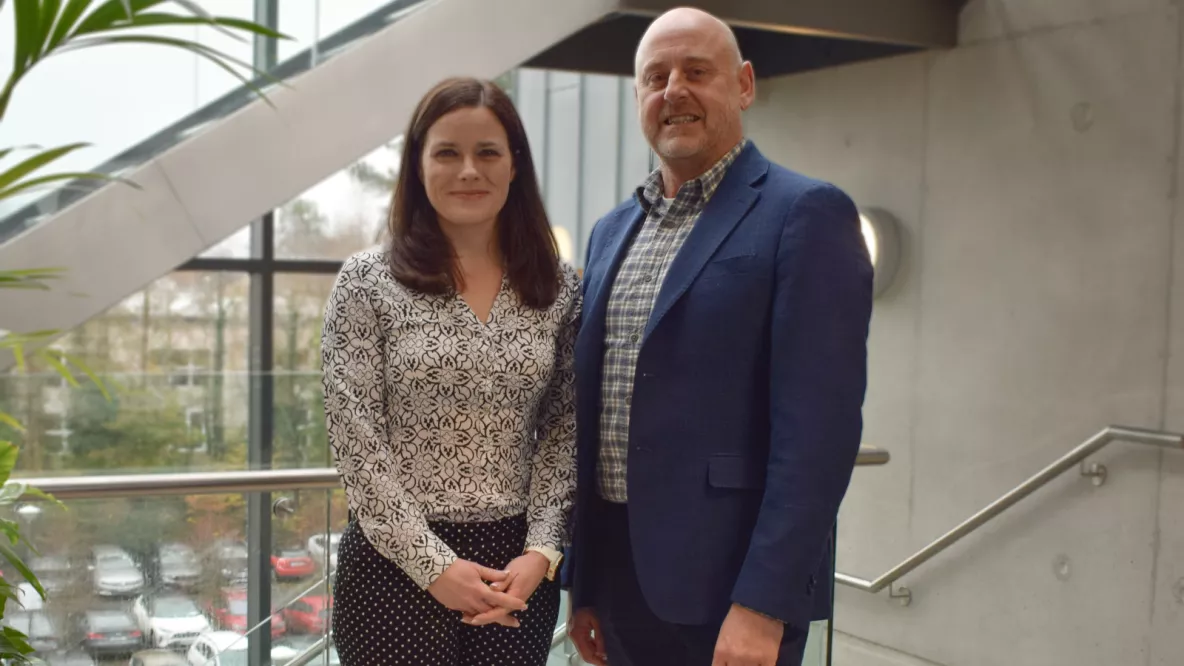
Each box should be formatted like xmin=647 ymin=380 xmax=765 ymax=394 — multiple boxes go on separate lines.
xmin=641 ymin=274 xmax=653 ymax=283
xmin=630 ymin=333 xmax=640 ymax=343
xmin=625 ymin=396 xmax=632 ymax=406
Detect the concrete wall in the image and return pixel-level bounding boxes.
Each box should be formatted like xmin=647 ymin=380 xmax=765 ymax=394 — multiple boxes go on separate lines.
xmin=743 ymin=0 xmax=1184 ymax=664
xmin=513 ymin=69 xmax=653 ymax=266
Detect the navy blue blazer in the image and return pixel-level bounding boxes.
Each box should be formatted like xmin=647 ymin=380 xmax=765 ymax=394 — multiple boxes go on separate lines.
xmin=568 ymin=142 xmax=874 ymax=629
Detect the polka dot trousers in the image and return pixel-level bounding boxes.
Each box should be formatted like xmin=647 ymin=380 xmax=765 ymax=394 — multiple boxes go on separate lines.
xmin=333 ymin=515 xmax=560 ymax=666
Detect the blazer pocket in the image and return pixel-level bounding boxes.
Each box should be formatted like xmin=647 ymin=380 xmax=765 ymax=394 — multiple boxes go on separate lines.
xmin=707 ymin=454 xmax=766 ymax=490
xmin=702 ymin=252 xmax=758 ymax=276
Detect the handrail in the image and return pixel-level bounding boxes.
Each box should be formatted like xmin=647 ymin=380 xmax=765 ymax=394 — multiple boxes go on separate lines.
xmin=835 ymin=425 xmax=1184 ymax=605
xmin=14 ymin=467 xmax=340 ymax=500
xmin=9 ymin=445 xmax=890 ymax=501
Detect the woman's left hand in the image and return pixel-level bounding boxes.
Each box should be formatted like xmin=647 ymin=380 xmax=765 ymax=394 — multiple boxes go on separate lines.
xmin=462 ymin=551 xmax=550 ymax=627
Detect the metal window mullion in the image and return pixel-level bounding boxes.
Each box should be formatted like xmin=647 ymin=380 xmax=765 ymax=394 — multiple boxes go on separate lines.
xmin=247 ymin=1 xmax=279 ymax=661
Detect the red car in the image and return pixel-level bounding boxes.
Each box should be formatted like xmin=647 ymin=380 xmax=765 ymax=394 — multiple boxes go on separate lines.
xmin=282 ymin=594 xmax=332 ymax=634
xmin=208 ymin=588 xmax=286 ymax=638
xmin=270 ymin=546 xmax=315 ymax=580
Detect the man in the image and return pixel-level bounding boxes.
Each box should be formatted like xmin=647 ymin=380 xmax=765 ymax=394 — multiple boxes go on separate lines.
xmin=567 ymin=7 xmax=873 ymax=666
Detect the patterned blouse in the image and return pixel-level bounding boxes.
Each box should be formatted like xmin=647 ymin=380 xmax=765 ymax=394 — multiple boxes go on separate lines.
xmin=321 ymin=249 xmax=580 ymax=589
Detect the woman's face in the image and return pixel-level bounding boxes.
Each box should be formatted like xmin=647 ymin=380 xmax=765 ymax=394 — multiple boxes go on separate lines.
xmin=420 ymin=105 xmax=515 ymax=233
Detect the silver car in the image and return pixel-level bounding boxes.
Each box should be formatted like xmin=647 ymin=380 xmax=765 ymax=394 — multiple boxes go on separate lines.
xmin=89 ymin=545 xmax=145 ymax=597
xmin=156 ymin=543 xmax=202 ymax=589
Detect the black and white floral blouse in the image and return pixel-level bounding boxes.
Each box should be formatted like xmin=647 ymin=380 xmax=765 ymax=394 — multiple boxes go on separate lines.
xmin=321 ymin=249 xmax=579 ymax=589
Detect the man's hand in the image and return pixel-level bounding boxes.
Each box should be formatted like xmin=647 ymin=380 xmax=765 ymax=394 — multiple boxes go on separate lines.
xmin=462 ymin=552 xmax=550 ymax=627
xmin=426 ymin=559 xmax=526 ymax=617
xmin=712 ymin=604 xmax=784 ymax=666
xmin=569 ymin=606 xmax=608 ymax=665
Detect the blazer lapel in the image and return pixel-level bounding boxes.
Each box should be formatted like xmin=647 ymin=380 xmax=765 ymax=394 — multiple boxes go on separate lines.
xmin=643 ymin=144 xmax=769 ymax=341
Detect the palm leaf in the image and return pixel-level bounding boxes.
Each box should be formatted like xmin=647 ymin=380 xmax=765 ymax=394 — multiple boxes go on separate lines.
xmin=0 ymin=540 xmax=45 ymax=601
xmin=0 ymin=442 xmax=18 ymax=488
xmin=71 ymin=0 xmax=165 ymax=38
xmin=0 ymin=267 xmax=67 ymax=290
xmin=12 ymin=0 xmax=41 ymax=73
xmin=58 ymin=351 xmax=111 ymax=400
xmin=38 ymin=352 xmax=79 ymax=389
xmin=0 ymin=413 xmax=24 ymax=433
xmin=48 ymin=0 xmax=100 ymax=52
xmin=0 ymin=169 xmax=137 ymax=201
xmin=37 ymin=0 xmax=64 ymax=57
xmin=60 ymin=35 xmax=278 ymax=104
xmin=86 ymin=12 xmax=287 ymax=40
xmin=0 ymin=143 xmax=89 ymax=192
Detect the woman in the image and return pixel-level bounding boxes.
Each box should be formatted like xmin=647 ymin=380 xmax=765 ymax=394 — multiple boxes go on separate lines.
xmin=321 ymin=77 xmax=579 ymax=666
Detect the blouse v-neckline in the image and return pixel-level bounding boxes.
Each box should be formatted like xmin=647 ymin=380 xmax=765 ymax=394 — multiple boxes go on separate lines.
xmin=456 ymin=273 xmax=507 ymax=326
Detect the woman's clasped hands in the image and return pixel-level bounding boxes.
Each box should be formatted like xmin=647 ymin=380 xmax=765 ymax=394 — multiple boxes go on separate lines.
xmin=427 ymin=553 xmax=552 ymax=629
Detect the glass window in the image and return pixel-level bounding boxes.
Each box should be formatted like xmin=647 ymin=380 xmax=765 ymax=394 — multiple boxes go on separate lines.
xmin=5 ymin=272 xmax=251 ymax=476
xmin=274 ymin=273 xmax=335 ymax=468
xmin=201 ymin=225 xmax=252 ymax=259
xmin=274 ymin=141 xmax=398 ymax=260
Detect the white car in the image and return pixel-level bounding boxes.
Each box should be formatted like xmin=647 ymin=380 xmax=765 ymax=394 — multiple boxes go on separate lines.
xmin=133 ymin=594 xmax=211 ymax=649
xmin=307 ymin=533 xmax=341 ymax=570
xmin=186 ymin=630 xmax=298 ymax=666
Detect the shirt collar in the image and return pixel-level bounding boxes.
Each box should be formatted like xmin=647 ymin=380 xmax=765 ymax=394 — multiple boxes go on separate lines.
xmin=636 ymin=138 xmax=748 ymax=213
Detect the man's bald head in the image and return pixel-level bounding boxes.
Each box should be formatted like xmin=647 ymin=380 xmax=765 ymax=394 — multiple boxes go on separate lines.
xmin=635 ymin=7 xmax=743 ymax=75
xmin=631 ymin=7 xmax=755 ymax=191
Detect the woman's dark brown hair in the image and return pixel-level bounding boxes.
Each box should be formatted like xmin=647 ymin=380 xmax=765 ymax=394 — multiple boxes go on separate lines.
xmin=387 ymin=77 xmax=560 ymax=309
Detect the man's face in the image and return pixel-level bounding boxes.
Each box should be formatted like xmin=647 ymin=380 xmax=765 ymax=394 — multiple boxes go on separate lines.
xmin=635 ymin=20 xmax=754 ymax=169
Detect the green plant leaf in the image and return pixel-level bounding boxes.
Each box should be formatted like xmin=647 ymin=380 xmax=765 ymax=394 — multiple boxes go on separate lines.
xmin=0 ymin=268 xmax=66 ymax=292
xmin=39 ymin=352 xmax=79 ymax=389
xmin=60 ymin=35 xmax=277 ymax=105
xmin=0 ymin=540 xmax=45 ymax=601
xmin=12 ymin=0 xmax=42 ymax=73
xmin=0 ymin=143 xmax=89 ymax=192
xmin=118 ymin=0 xmax=132 ymax=20
xmin=37 ymin=0 xmax=64 ymax=56
xmin=48 ymin=0 xmax=99 ymax=52
xmin=0 ymin=442 xmax=18 ymax=488
xmin=59 ymin=352 xmax=111 ymax=400
xmin=11 ymin=345 xmax=26 ymax=373
xmin=0 ymin=481 xmax=26 ymax=504
xmin=19 ymin=486 xmax=62 ymax=510
xmin=70 ymin=0 xmax=165 ymax=38
xmin=0 ymin=412 xmax=24 ymax=433
xmin=0 ymin=169 xmax=136 ymax=201
xmin=92 ymin=12 xmax=288 ymax=40
xmin=0 ymin=625 xmax=36 ymax=661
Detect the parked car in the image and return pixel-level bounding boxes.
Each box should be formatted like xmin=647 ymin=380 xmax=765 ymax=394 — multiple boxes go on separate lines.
xmin=306 ymin=533 xmax=340 ymax=570
xmin=270 ymin=546 xmax=315 ymax=580
xmin=132 ymin=594 xmax=211 ymax=650
xmin=154 ymin=543 xmax=202 ymax=590
xmin=206 ymin=540 xmax=247 ymax=587
xmin=129 ymin=649 xmax=189 ymax=666
xmin=3 ymin=610 xmax=62 ymax=654
xmin=282 ymin=595 xmax=332 ymax=634
xmin=206 ymin=588 xmax=286 ymax=638
xmin=185 ymin=631 xmax=298 ymax=666
xmin=67 ymin=609 xmax=144 ymax=657
xmin=89 ymin=545 xmax=145 ymax=597
xmin=29 ymin=553 xmax=76 ymax=594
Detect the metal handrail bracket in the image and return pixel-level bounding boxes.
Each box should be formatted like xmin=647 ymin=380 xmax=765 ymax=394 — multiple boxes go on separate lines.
xmin=836 ymin=425 xmax=1184 ymax=605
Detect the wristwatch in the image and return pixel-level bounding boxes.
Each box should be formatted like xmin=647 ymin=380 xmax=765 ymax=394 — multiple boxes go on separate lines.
xmin=524 ymin=546 xmax=563 ymax=581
